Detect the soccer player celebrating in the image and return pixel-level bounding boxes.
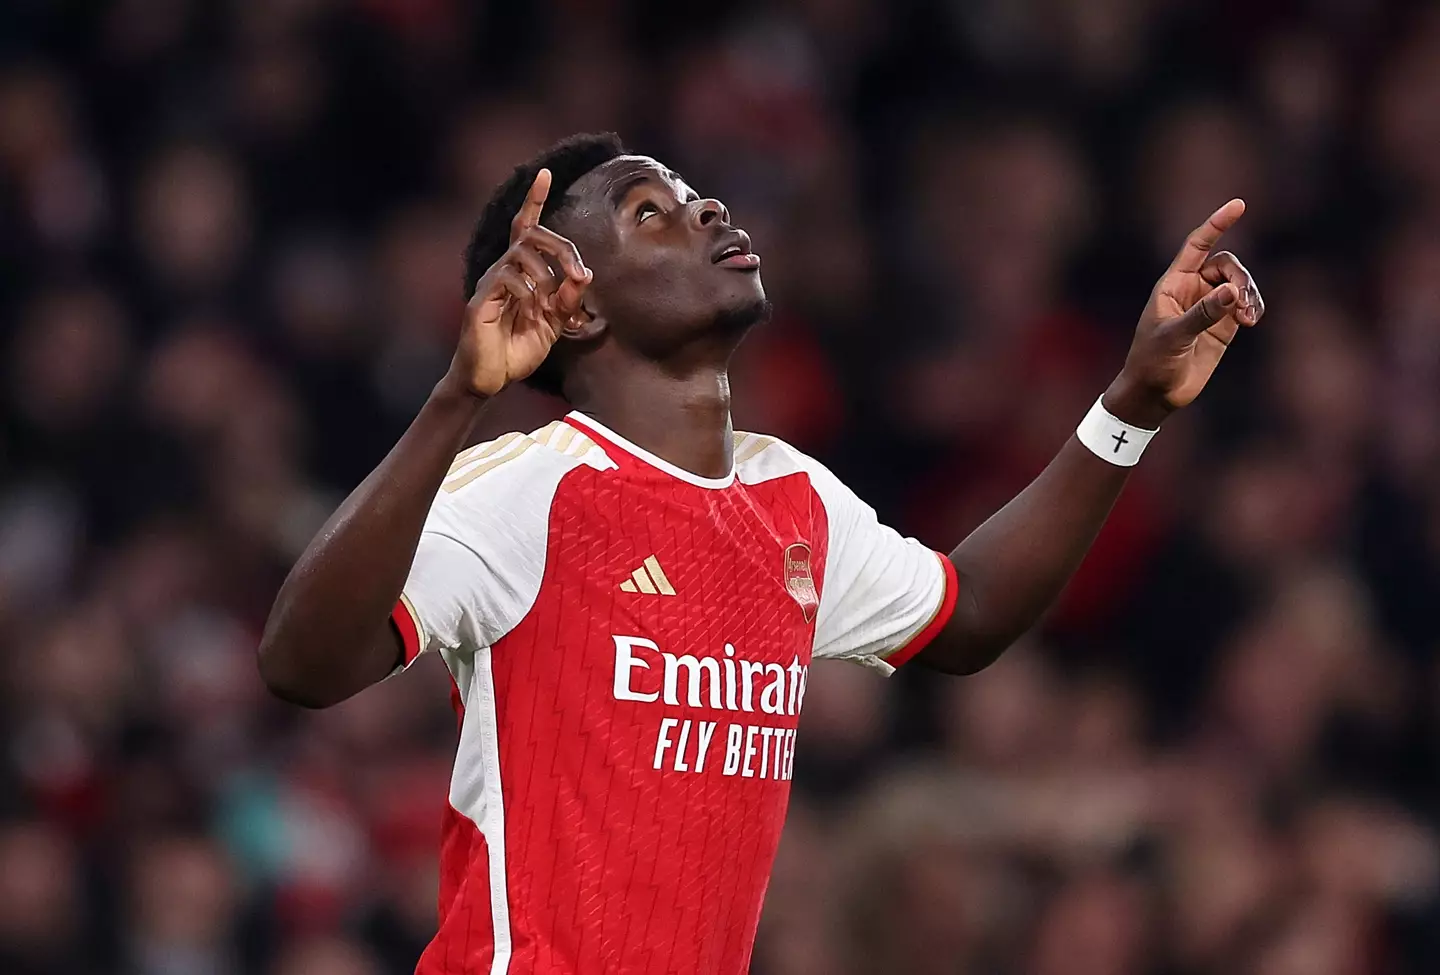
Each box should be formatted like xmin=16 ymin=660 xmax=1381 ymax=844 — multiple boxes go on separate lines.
xmin=258 ymin=134 xmax=1264 ymax=974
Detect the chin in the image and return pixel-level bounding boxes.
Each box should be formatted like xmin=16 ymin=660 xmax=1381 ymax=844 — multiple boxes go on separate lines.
xmin=710 ymin=294 xmax=773 ymax=337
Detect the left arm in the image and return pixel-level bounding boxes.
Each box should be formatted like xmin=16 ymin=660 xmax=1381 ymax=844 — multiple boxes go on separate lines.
xmin=917 ymin=200 xmax=1265 ymax=675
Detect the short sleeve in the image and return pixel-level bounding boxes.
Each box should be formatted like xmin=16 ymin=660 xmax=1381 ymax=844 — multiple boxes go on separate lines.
xmin=391 ymin=529 xmax=526 ymax=668
xmin=389 ymin=429 xmax=592 ymax=672
xmin=809 ymin=467 xmax=958 ymax=673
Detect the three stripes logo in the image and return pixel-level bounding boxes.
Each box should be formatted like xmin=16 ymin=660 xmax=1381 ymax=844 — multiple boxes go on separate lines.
xmin=619 ymin=556 xmax=677 ymax=596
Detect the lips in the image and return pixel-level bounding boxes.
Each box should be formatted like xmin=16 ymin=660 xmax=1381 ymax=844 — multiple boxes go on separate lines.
xmin=711 ymin=230 xmax=761 ymax=269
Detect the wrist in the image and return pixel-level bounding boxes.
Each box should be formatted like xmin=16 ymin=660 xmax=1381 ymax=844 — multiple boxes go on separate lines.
xmin=430 ymin=372 xmax=492 ymax=417
xmin=1077 ymin=393 xmax=1160 ymax=467
xmin=1101 ymin=374 xmax=1169 ymax=431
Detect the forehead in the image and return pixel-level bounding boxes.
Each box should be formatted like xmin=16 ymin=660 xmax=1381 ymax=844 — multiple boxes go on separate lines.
xmin=568 ymin=155 xmax=696 ymax=210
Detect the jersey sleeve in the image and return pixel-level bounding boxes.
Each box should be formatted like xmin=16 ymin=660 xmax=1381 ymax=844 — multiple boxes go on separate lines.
xmin=389 ymin=432 xmax=582 ymax=672
xmin=808 ymin=465 xmax=958 ymax=674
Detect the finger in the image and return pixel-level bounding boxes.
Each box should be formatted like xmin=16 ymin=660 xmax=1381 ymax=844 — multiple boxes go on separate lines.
xmin=1200 ymin=251 xmax=1263 ymax=326
xmin=554 ymin=273 xmax=591 ymax=321
xmin=520 ymin=226 xmax=592 ymax=318
xmin=507 ymin=243 xmax=561 ymax=310
xmin=1170 ymin=199 xmax=1246 ymax=274
xmin=520 ymin=225 xmax=590 ymax=282
xmin=490 ymin=264 xmax=539 ymax=325
xmin=470 ymin=264 xmax=531 ymax=308
xmin=1164 ymin=282 xmax=1239 ymax=339
xmin=510 ymin=168 xmax=552 ymax=243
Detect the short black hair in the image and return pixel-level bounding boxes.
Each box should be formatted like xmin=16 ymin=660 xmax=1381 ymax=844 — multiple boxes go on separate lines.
xmin=462 ymin=132 xmax=626 ymax=399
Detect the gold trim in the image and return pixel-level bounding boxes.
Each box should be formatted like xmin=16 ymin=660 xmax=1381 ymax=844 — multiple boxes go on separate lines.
xmin=442 ymin=439 xmax=536 ymax=493
xmin=630 ymin=566 xmax=657 ymax=594
xmin=644 ymin=555 xmax=676 ymax=596
xmin=447 ymin=432 xmax=522 ymax=476
xmin=397 ymin=591 xmax=428 ymax=656
xmin=734 ymin=435 xmax=776 ymax=467
xmin=564 ymin=431 xmax=594 ymax=457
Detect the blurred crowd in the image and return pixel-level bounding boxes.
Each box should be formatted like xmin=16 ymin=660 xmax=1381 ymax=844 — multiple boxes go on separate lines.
xmin=4 ymin=0 xmax=1440 ymax=972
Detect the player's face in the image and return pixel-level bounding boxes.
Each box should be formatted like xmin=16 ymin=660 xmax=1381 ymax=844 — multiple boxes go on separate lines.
xmin=558 ymin=156 xmax=767 ymax=356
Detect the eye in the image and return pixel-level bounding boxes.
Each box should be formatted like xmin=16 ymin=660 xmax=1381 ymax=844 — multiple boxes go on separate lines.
xmin=636 ymin=201 xmax=659 ymax=224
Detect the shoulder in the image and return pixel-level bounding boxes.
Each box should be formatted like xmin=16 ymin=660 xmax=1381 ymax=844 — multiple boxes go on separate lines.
xmin=425 ymin=420 xmax=617 ymax=543
xmin=734 ymin=430 xmax=816 ymax=482
xmin=734 ymin=429 xmax=878 ymax=544
xmin=439 ymin=419 xmax=618 ymax=499
xmin=733 ymin=430 xmax=851 ymax=498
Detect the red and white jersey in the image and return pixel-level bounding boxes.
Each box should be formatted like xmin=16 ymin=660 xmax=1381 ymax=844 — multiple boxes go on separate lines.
xmin=391 ymin=412 xmax=957 ymax=975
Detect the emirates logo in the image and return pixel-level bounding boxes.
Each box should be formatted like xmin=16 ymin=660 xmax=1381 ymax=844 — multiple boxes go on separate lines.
xmin=783 ymin=543 xmax=819 ymax=623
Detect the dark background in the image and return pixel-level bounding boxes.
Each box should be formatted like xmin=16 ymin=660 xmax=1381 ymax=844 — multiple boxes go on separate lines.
xmin=3 ymin=0 xmax=1440 ymax=972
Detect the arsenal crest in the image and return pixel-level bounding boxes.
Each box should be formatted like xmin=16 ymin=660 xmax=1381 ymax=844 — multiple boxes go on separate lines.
xmin=783 ymin=542 xmax=819 ymax=623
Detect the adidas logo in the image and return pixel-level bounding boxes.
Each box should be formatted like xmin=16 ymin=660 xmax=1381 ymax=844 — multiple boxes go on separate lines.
xmin=619 ymin=556 xmax=676 ymax=596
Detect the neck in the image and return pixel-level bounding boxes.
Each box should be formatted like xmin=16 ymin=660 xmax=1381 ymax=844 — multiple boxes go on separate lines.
xmin=569 ymin=358 xmax=735 ymax=480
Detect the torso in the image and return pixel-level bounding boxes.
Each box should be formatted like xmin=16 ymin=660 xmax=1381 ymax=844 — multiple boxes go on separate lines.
xmin=422 ymin=417 xmax=825 ymax=975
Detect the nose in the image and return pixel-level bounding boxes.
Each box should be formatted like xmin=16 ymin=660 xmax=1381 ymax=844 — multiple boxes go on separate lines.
xmin=691 ymin=198 xmax=729 ymax=229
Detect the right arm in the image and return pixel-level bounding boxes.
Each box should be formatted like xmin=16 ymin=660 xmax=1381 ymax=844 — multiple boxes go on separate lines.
xmin=257 ymin=384 xmax=486 ymax=707
xmin=257 ymin=169 xmax=591 ymax=707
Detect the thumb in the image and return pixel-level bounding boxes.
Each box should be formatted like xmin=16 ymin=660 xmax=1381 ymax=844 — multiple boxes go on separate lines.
xmin=1168 ymin=282 xmax=1238 ymax=338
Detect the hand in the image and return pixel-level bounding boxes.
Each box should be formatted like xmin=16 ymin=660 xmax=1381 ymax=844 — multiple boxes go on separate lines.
xmin=1104 ymin=199 xmax=1265 ymax=429
xmin=445 ymin=169 xmax=593 ymax=399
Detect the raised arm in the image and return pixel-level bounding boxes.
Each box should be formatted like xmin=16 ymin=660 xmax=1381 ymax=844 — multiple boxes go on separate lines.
xmin=257 ymin=170 xmax=591 ymax=707
xmin=916 ymin=200 xmax=1265 ymax=675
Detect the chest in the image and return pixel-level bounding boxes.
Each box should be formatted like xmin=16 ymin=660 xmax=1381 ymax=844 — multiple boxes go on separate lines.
xmin=489 ymin=471 xmax=825 ymax=785
xmin=542 ymin=471 xmax=828 ymax=663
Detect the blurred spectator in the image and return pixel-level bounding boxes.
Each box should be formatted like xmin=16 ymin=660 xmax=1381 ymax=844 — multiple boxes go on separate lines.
xmin=2 ymin=1 xmax=1439 ymax=973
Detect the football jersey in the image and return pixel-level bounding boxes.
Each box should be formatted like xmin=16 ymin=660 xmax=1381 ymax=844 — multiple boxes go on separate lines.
xmin=391 ymin=411 xmax=957 ymax=975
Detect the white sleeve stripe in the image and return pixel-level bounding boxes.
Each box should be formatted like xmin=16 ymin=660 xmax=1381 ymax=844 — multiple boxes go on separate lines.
xmin=401 ymin=433 xmax=580 ymax=670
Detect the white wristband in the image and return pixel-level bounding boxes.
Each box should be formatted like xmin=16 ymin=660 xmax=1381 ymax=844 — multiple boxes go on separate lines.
xmin=1076 ymin=396 xmax=1157 ymax=467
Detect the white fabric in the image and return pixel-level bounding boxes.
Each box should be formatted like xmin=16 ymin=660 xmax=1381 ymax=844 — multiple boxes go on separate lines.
xmin=403 ymin=422 xmax=945 ymax=689
xmin=567 ymin=411 xmax=736 ymax=488
xmin=450 ymin=645 xmax=512 ymax=974
xmin=397 ymin=425 xmax=613 ymax=693
xmin=1075 ymin=396 xmax=1158 ymax=467
xmin=735 ymin=434 xmax=949 ymax=675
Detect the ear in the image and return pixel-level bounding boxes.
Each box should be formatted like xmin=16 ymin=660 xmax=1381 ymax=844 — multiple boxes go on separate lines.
xmin=562 ymin=295 xmax=607 ymax=342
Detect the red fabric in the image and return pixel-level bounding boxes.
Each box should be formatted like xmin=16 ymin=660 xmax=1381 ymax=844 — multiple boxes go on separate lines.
xmin=417 ymin=448 xmax=832 ymax=974
xmin=391 ymin=598 xmax=422 ymax=665
xmin=885 ymin=552 xmax=959 ymax=669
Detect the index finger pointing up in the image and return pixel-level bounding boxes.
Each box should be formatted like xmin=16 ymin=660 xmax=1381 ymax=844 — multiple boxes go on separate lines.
xmin=1170 ymin=199 xmax=1246 ymax=273
xmin=511 ymin=168 xmax=552 ymax=243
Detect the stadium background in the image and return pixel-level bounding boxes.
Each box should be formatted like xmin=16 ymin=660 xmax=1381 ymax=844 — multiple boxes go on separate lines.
xmin=3 ymin=0 xmax=1440 ymax=972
